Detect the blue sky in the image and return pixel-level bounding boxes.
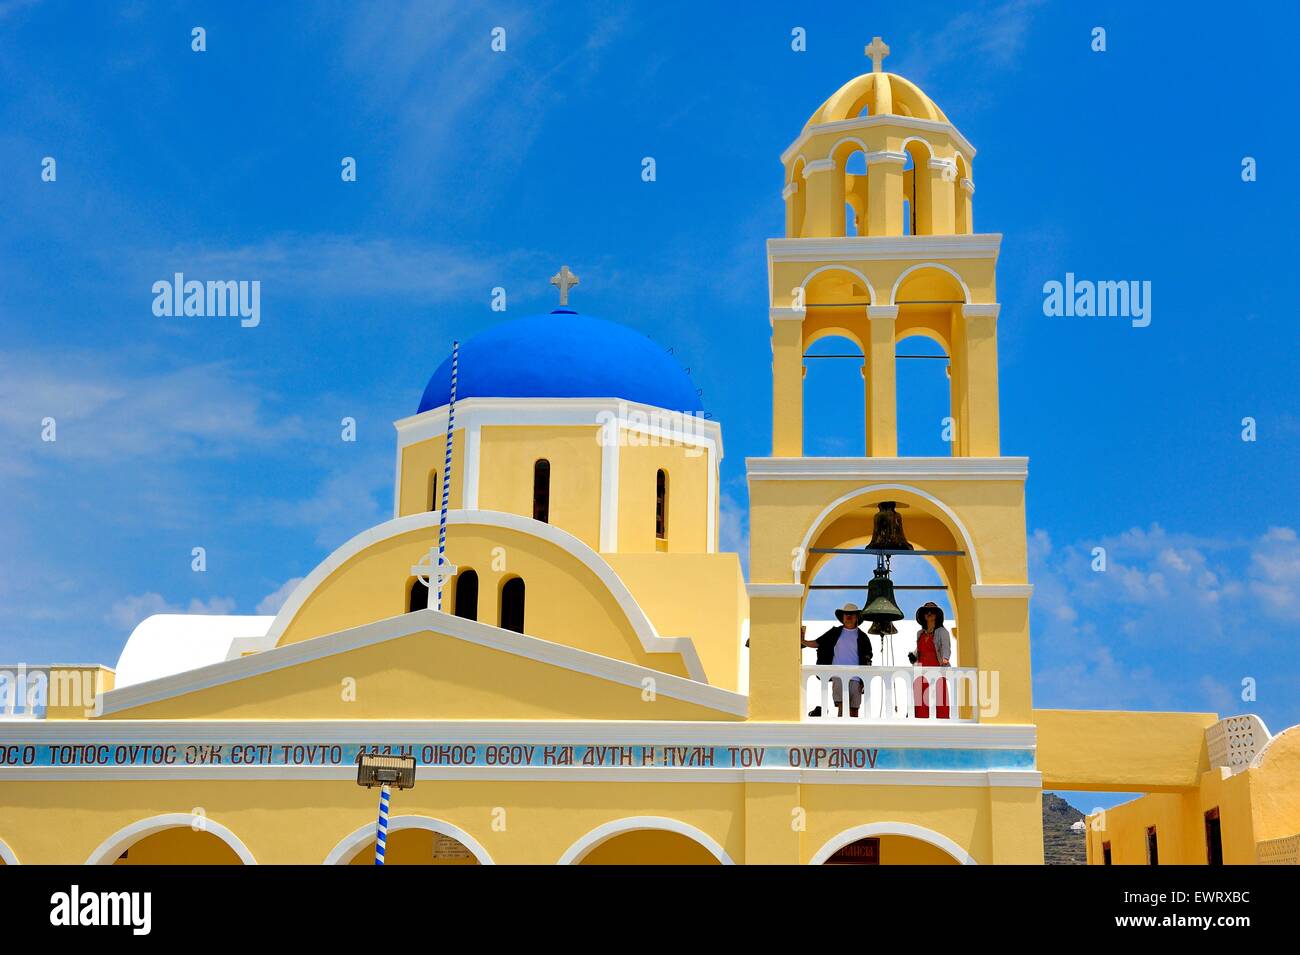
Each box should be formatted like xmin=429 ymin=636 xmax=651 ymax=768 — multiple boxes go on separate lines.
xmin=2 ymin=0 xmax=1297 ymax=798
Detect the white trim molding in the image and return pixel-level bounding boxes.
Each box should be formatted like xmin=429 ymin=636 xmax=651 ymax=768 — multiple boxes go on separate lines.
xmin=323 ymin=815 xmax=495 ymax=865
xmin=746 ymin=457 xmax=1028 ymax=482
xmin=961 ymin=303 xmax=1000 ymax=320
xmin=867 ymin=305 xmax=899 ymax=321
xmin=890 ymin=261 xmax=972 ymax=305
xmin=557 ymin=816 xmax=734 ymax=864
xmin=781 ymin=182 xmax=798 ymax=200
xmin=95 ymin=602 xmax=742 ymax=718
xmin=85 ymin=813 xmax=258 ymax=865
xmin=802 ymin=158 xmax=836 ymax=176
xmin=747 ymin=583 xmax=806 ymax=599
xmin=970 ymin=584 xmax=1033 ymax=600
xmin=767 ymin=233 xmax=1001 ymax=266
xmin=961 ymin=177 xmax=975 ymax=196
xmin=864 ymin=150 xmax=908 ymax=165
xmin=769 ymin=306 xmax=807 ymax=323
xmin=808 ymin=821 xmax=977 ymax=865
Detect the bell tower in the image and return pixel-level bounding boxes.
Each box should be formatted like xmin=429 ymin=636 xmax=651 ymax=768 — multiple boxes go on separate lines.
xmin=747 ymin=40 xmax=1035 ymax=740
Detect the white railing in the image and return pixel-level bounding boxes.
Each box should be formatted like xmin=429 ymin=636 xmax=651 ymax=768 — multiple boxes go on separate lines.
xmin=801 ymin=665 xmax=979 ymax=723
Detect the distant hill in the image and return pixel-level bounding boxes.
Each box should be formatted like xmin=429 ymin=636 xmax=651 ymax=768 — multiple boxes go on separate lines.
xmin=1043 ymin=793 xmax=1088 ymax=865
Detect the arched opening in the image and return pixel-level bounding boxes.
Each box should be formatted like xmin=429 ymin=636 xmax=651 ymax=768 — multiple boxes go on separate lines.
xmin=407 ymin=577 xmax=429 ymax=613
xmin=559 ymin=817 xmax=732 ymax=865
xmin=811 ymin=823 xmax=975 ymax=864
xmin=453 ymin=569 xmax=479 ymax=621
xmin=836 ymin=142 xmax=869 ymax=237
xmin=903 ymin=140 xmax=934 ymax=236
xmin=895 ymin=333 xmax=953 ymax=456
xmin=500 ymin=576 xmax=525 ymax=633
xmin=87 ymin=814 xmax=256 ymax=865
xmin=803 ymin=333 xmax=866 ymax=456
xmin=532 ymin=459 xmax=550 ymax=523
xmin=324 ymin=816 xmax=493 ymax=865
xmin=427 ymin=469 xmax=439 ymax=511
xmin=655 ymin=469 xmax=669 ymax=545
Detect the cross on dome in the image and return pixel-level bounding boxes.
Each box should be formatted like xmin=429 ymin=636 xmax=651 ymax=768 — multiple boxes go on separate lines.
xmin=550 ymin=265 xmax=580 ymax=307
xmin=865 ymin=35 xmax=890 ymax=73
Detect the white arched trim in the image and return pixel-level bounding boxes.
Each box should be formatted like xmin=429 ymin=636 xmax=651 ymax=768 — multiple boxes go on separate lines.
xmin=259 ymin=509 xmax=708 ymax=682
xmin=795 ymin=483 xmax=983 ymax=584
xmin=557 ymin=815 xmax=735 ymax=865
xmin=889 ymin=262 xmax=972 ymax=305
xmin=86 ymin=813 xmax=258 ymax=865
xmin=787 ymin=154 xmax=808 ymax=183
xmin=0 ymin=838 xmax=18 ymax=865
xmin=827 ymin=135 xmax=871 ymax=161
xmin=799 ymin=264 xmax=878 ymax=305
xmin=323 ymin=815 xmax=494 ymax=865
xmin=898 ymin=135 xmax=937 ymax=158
xmin=809 ymin=822 xmax=977 ymax=865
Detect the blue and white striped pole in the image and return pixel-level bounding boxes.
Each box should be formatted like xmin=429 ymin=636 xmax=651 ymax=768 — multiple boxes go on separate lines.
xmin=374 ymin=783 xmax=391 ymax=865
xmin=435 ymin=341 xmax=459 ymax=611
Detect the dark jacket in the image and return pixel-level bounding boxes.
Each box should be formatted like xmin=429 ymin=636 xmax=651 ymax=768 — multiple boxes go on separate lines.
xmin=815 ymin=625 xmax=873 ymax=667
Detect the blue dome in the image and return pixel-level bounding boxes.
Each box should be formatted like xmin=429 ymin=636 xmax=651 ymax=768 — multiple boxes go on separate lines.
xmin=418 ymin=310 xmax=704 ymax=415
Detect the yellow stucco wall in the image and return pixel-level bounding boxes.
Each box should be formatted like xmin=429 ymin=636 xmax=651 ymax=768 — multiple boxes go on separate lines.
xmin=1037 ymin=709 xmax=1217 ymax=792
xmin=477 ymin=424 xmax=602 ymax=550
xmin=398 ymin=431 xmax=464 ymax=516
xmin=616 ymin=436 xmax=711 ymax=554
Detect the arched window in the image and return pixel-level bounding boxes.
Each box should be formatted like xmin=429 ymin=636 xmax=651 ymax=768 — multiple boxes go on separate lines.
xmin=454 ymin=570 xmax=479 ymax=621
xmin=655 ymin=469 xmax=669 ymax=541
xmin=428 ymin=470 xmax=439 ymax=512
xmin=408 ymin=578 xmax=429 ymax=613
xmin=532 ymin=459 xmax=550 ymax=523
xmin=500 ymin=577 xmax=525 ymax=633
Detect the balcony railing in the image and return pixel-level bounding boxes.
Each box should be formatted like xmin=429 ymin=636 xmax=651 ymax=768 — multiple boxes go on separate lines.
xmin=801 ymin=665 xmax=979 ymax=723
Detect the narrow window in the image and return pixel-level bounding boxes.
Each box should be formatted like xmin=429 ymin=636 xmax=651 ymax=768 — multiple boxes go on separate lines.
xmin=500 ymin=577 xmax=525 ymax=633
xmin=1146 ymin=826 xmax=1159 ymax=865
xmin=1204 ymin=808 xmax=1223 ymax=866
xmin=655 ymin=469 xmax=668 ymax=541
xmin=428 ymin=470 xmax=439 ymax=512
xmin=408 ymin=578 xmax=429 ymax=613
xmin=533 ymin=459 xmax=550 ymax=523
xmin=1101 ymin=841 xmax=1112 ymax=866
xmin=454 ymin=570 xmax=479 ymax=622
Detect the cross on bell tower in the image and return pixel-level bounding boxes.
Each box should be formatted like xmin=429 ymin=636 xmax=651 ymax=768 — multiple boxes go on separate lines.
xmin=550 ymin=265 xmax=580 ymax=307
xmin=865 ymin=35 xmax=890 ymax=73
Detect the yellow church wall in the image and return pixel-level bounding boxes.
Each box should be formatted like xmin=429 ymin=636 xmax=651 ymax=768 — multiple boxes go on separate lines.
xmin=1036 ymin=709 xmax=1217 ymax=792
xmin=269 ymin=522 xmax=696 ymax=683
xmin=605 ymin=552 xmax=746 ymax=692
xmin=616 ymin=436 xmax=710 ymax=554
xmin=106 ymin=625 xmax=730 ymax=721
xmin=398 ymin=431 xmax=464 ymax=516
xmin=476 ymin=424 xmax=602 ymax=550
xmin=0 ymin=779 xmax=748 ymax=865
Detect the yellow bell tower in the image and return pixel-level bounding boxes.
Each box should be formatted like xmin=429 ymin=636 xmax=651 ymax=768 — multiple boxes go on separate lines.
xmin=747 ymin=37 xmax=1035 ymax=750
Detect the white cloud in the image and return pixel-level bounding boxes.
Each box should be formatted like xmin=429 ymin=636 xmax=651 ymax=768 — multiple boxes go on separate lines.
xmin=105 ymin=592 xmax=238 ymax=632
xmin=256 ymin=577 xmax=303 ymax=615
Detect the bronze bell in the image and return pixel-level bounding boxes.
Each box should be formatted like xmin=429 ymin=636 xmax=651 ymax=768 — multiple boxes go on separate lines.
xmin=867 ymin=501 xmax=913 ymax=552
xmin=867 ymin=618 xmax=898 ymax=636
xmin=862 ymin=564 xmax=905 ymax=623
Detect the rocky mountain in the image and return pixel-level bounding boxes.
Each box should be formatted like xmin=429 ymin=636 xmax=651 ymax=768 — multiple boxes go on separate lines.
xmin=1043 ymin=792 xmax=1088 ymax=865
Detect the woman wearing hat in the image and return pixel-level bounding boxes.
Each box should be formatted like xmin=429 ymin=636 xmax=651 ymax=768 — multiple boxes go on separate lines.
xmin=912 ymin=602 xmax=951 ymax=719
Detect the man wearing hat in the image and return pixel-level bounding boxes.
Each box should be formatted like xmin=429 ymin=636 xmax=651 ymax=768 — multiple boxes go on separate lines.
xmin=804 ymin=603 xmax=873 ymax=717
xmin=912 ymin=601 xmax=952 ymax=719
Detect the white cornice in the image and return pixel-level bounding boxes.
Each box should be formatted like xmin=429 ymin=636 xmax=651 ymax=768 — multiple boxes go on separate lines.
xmin=781 ymin=181 xmax=798 ymax=199
xmin=970 ymin=584 xmax=1034 ymax=600
xmin=867 ymin=305 xmax=899 ymax=321
xmin=961 ymin=177 xmax=975 ymax=196
xmin=962 ymin=303 xmax=1000 ymax=319
xmin=746 ymin=457 xmax=1028 ymax=482
xmin=864 ymin=150 xmax=907 ymax=165
xmin=803 ymin=158 xmax=836 ymax=176
xmin=746 ymin=583 xmax=806 ymax=599
xmin=2 ymin=718 xmax=1036 ymax=749
xmin=769 ymin=306 xmax=806 ymax=323
xmin=767 ymin=233 xmax=1001 ymax=264
xmin=780 ymin=115 xmax=977 ymax=166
